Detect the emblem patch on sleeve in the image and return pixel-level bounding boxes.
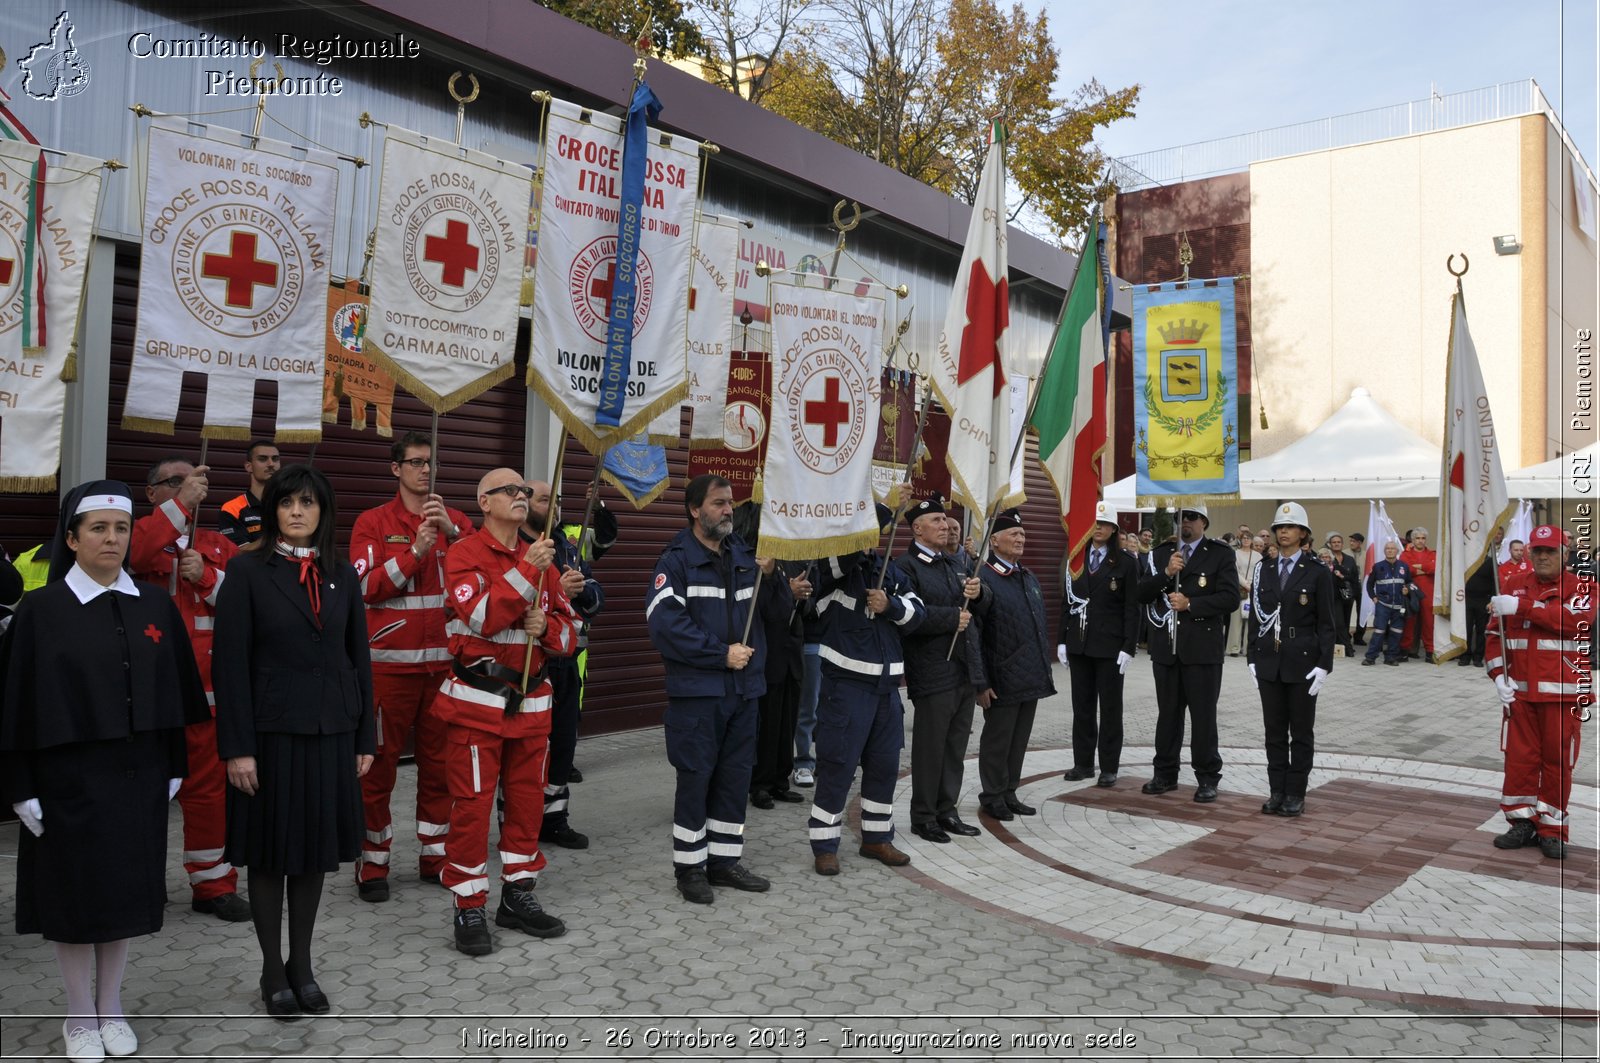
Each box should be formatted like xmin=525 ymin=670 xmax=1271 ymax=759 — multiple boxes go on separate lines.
xmin=654 ymin=572 xmax=668 ymax=590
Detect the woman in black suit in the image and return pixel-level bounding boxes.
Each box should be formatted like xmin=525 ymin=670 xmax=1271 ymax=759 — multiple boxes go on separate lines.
xmin=214 ymin=464 xmax=375 ymax=1018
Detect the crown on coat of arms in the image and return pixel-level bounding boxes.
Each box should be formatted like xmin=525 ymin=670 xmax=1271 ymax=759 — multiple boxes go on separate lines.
xmin=1158 ymin=319 xmax=1209 ymax=345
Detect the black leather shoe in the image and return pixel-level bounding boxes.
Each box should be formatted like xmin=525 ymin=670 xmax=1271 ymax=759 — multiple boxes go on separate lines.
xmin=419 ymin=871 xmax=442 ymax=885
xmin=770 ymin=788 xmax=805 ymax=803
xmin=1384 ymin=658 xmax=1401 ymax=666
xmin=1096 ymin=772 xmax=1118 ymax=788
xmin=291 ymin=981 xmax=329 ymax=1015
xmin=1539 ymin=835 xmax=1568 ymax=860
xmin=262 ymin=982 xmax=300 ymax=1020
xmin=706 ymin=862 xmax=770 ymax=892
xmin=541 ymin=824 xmax=590 ymax=850
xmin=981 ymin=802 xmax=1013 ymax=821
xmin=193 ymin=892 xmax=252 ymax=922
xmin=1261 ymin=792 xmax=1284 ymax=815
xmin=911 ymin=821 xmax=951 ymax=844
xmin=453 ymin=906 xmax=494 ymax=955
xmin=1361 ymin=657 xmax=1376 ymax=666
xmin=749 ymin=790 xmax=775 ymax=810
xmin=1062 ymin=766 xmax=1095 ymax=781
xmin=677 ymin=869 xmax=714 ymax=905
xmin=1493 ymin=820 xmax=1538 ymax=849
xmin=937 ymin=814 xmax=981 ymax=837
xmin=1193 ymin=784 xmax=1218 ymax=803
xmin=1456 ymin=655 xmax=1474 ymax=667
xmin=356 ymin=877 xmax=389 ymax=903
xmin=1279 ymin=796 xmax=1305 ymax=817
xmin=1004 ymin=797 xmax=1037 ymax=816
xmin=567 ymin=767 xmax=583 ymax=783
xmin=1141 ymin=779 xmax=1178 ymax=795
xmin=496 ymin=883 xmax=567 ymax=938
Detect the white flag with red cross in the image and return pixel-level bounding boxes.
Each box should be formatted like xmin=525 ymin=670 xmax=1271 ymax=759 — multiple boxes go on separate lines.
xmin=125 ymin=121 xmax=337 ymax=441
xmin=366 ymin=126 xmax=530 ymax=413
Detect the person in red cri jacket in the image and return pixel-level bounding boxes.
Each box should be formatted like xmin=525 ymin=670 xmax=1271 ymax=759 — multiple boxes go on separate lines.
xmin=348 ymin=432 xmax=472 ymax=902
xmin=129 ymin=456 xmax=251 ymax=924
xmin=1400 ymin=528 xmax=1437 ymax=661
xmin=435 ymin=468 xmax=577 ymax=956
xmin=1484 ymin=525 xmax=1595 ymax=860
xmin=1499 ymin=539 xmax=1531 ymax=586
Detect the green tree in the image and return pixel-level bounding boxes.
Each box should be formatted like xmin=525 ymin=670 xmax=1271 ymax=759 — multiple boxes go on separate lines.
xmin=540 ymin=0 xmax=706 ymax=59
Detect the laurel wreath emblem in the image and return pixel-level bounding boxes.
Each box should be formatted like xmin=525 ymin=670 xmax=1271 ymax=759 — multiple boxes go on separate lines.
xmin=1144 ymin=371 xmax=1227 ymax=437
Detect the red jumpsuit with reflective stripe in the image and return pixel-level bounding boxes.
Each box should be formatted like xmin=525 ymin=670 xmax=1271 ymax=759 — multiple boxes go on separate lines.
xmin=1484 ymin=567 xmax=1595 ymax=841
xmin=130 ymin=499 xmax=239 ymax=901
xmin=436 ymin=528 xmax=577 ymax=908
xmin=350 ymin=495 xmax=472 ymax=882
xmin=1399 ymin=546 xmax=1436 ymax=654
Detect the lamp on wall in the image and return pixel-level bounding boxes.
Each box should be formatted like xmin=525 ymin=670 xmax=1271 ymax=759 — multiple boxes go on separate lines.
xmin=1493 ymin=234 xmax=1523 ymax=255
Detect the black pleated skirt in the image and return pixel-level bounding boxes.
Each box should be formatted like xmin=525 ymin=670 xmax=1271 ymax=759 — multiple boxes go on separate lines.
xmin=224 ymin=730 xmax=363 ymax=874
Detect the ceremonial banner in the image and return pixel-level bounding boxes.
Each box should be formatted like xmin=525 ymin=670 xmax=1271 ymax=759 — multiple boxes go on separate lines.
xmin=1033 ymin=213 xmax=1107 ymax=577
xmin=1359 ymin=500 xmax=1402 ymax=627
xmin=1498 ymin=499 xmax=1534 ymax=564
xmin=759 ymin=281 xmax=885 ymax=560
xmin=685 ymin=351 xmax=768 ymax=504
xmin=930 ymin=122 xmax=1021 ymax=528
xmin=125 ymin=122 xmax=336 ymax=440
xmin=529 ymin=97 xmax=698 ymax=452
xmin=0 ymin=141 xmax=101 ymax=491
xmin=322 ymin=279 xmax=396 ymax=436
xmin=1433 ymin=284 xmax=1513 ymax=662
xmin=1131 ymin=280 xmax=1240 ymax=504
xmin=687 ymin=215 xmax=740 ymax=447
xmin=871 ymin=370 xmax=919 ymax=505
xmin=601 ymin=436 xmax=670 ymax=507
xmin=367 ymin=126 xmax=527 ymax=412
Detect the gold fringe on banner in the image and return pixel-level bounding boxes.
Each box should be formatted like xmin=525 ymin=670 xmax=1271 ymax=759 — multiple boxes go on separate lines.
xmin=365 ymin=341 xmax=517 ymax=415
xmin=758 ymin=526 xmax=880 ymax=563
xmin=0 ymin=473 xmax=59 ymax=494
xmin=1136 ymin=492 xmax=1241 ymax=509
xmin=121 ymin=415 xmax=176 ymax=435
xmin=23 ymin=345 xmax=44 ymax=357
xmin=59 ymin=342 xmax=78 ymax=382
xmin=200 ymin=425 xmax=253 ymax=441
xmin=599 ymin=467 xmax=670 ymax=509
xmin=526 ymin=371 xmax=690 ymax=457
xmin=275 ymin=428 xmax=324 ymax=444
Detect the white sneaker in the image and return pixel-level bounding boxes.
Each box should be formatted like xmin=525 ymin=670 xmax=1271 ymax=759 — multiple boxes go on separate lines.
xmin=794 ymin=768 xmax=815 ymax=787
xmin=99 ymin=1019 xmax=137 ymax=1057
xmin=62 ymin=1021 xmax=104 ymax=1063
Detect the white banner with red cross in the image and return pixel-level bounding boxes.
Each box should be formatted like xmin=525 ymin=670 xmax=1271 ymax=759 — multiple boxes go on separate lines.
xmin=686 ymin=214 xmax=740 ymax=448
xmin=0 ymin=140 xmax=103 ymax=492
xmin=124 ymin=121 xmax=337 ymax=442
xmin=528 ymin=97 xmax=697 ymax=454
xmin=758 ymin=279 xmax=886 ymax=561
xmin=366 ymin=126 xmax=529 ymax=413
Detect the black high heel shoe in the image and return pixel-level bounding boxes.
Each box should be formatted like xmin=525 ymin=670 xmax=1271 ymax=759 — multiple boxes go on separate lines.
xmin=261 ymin=981 xmax=300 ymax=1020
xmin=291 ymin=981 xmax=330 ymax=1014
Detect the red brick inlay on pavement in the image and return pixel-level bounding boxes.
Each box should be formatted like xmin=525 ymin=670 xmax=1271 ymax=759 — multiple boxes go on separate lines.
xmin=1055 ymin=777 xmax=1598 ymax=912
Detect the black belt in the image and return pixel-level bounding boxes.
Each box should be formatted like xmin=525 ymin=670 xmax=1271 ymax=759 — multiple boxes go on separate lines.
xmin=453 ymin=658 xmax=545 ymax=715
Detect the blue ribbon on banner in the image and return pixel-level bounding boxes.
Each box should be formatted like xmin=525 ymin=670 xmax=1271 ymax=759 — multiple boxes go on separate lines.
xmin=596 ymin=79 xmax=663 ymax=428
xmin=602 ymin=436 xmax=669 ymax=504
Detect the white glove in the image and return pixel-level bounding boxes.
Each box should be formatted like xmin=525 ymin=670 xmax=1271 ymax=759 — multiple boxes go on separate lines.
xmin=1489 ymin=594 xmax=1520 ymax=617
xmin=1494 ymin=674 xmax=1517 ymax=707
xmin=1305 ymin=666 xmax=1329 ymax=696
xmin=12 ymin=798 xmax=42 ymax=837
xmin=1056 ymin=644 xmax=1067 ymax=666
xmin=1248 ymin=662 xmax=1257 ymax=685
xmin=167 ymin=778 xmax=182 ymax=800
xmin=1116 ymin=651 xmax=1132 ymax=675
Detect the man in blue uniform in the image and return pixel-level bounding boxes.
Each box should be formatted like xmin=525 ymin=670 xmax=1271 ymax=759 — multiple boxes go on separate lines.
xmin=807 ymin=504 xmax=925 ymax=875
xmin=646 ymin=475 xmax=791 ymax=904
xmin=1361 ymin=539 xmax=1411 ymax=666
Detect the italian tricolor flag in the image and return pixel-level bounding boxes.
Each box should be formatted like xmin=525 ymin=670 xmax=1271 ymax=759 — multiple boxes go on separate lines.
xmin=1032 ymin=213 xmax=1106 ymax=576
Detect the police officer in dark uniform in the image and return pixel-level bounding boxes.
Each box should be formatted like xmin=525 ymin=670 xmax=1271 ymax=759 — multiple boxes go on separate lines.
xmin=1135 ymin=503 xmax=1240 ymax=802
xmin=1058 ymin=501 xmax=1140 ymax=788
xmin=1247 ymin=503 xmax=1336 ymax=818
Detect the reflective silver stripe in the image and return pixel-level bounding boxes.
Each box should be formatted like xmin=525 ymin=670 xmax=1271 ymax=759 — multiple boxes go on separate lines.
xmin=1504 ymin=807 xmax=1537 ymax=819
xmin=893 ymin=592 xmax=922 ymax=625
xmin=383 ymin=556 xmax=406 ymax=589
xmin=371 ymin=647 xmax=451 ymax=664
xmin=673 ymin=847 xmax=707 ymax=864
xmin=1503 ymin=639 xmax=1529 ymax=650
xmin=1512 ymin=679 xmax=1529 ymax=691
xmin=183 ymin=848 xmax=225 ymax=863
xmin=420 ymin=842 xmax=446 ymax=856
xmin=417 ymin=820 xmax=449 ymax=838
xmin=499 ymin=849 xmax=536 ymax=864
xmin=1537 ymin=639 xmax=1586 ymax=652
xmin=470 ymin=745 xmax=481 ymax=792
xmin=189 ymin=863 xmax=234 ymax=882
xmin=818 ymin=644 xmax=902 ymax=677
xmin=384 ymin=593 xmax=446 ymax=610
xmin=191 ymin=615 xmax=215 ymax=631
xmin=467 ymin=593 xmax=490 ymax=633
xmin=736 ymin=586 xmax=754 ymax=601
xmin=809 ymin=805 xmax=841 ymax=824
xmin=706 ymin=817 xmax=745 ymax=836
xmin=828 ymin=556 xmax=846 ymax=578
xmin=819 ymin=589 xmax=858 ymax=613
xmin=365 ymin=826 xmax=394 ymax=844
xmin=1484 ymin=656 xmax=1504 ymax=671
xmin=859 ymin=797 xmax=894 ymax=816
xmin=444 ymin=619 xmax=527 ymax=644
xmin=687 ymin=585 xmax=724 ymax=599
xmin=1536 ymin=681 xmax=1586 ymax=694
xmin=708 ymin=841 xmax=743 ymax=856
xmin=517 ymin=693 xmax=552 ymax=714
xmin=505 ymin=567 xmax=537 ymax=601
xmin=447 ymin=861 xmax=488 ymax=897
xmin=1501 ymin=794 xmax=1538 ymax=805
xmin=673 ymin=824 xmax=707 ymax=843
xmin=158 ymin=498 xmax=188 ymax=534
xmin=544 ymin=796 xmax=568 ymax=813
xmin=503 ymin=869 xmax=541 ymax=883
xmin=205 ymin=690 xmax=216 ymax=707
xmin=203 ymin=570 xmax=225 ymax=607
xmin=645 ymin=586 xmax=682 ymax=619
xmin=359 ymin=851 xmax=391 ymax=866
xmin=809 ymin=825 xmax=842 ymax=840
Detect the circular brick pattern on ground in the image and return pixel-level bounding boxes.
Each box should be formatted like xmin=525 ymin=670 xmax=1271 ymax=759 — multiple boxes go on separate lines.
xmin=894 ymin=747 xmax=1598 ymax=1013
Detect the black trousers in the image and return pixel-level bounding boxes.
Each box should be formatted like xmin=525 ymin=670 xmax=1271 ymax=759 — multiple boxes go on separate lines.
xmin=1259 ymin=678 xmax=1317 ymax=798
xmin=978 ymin=698 xmax=1038 ymax=802
xmin=542 ymin=658 xmax=583 ymax=830
xmin=1150 ymin=661 xmax=1222 ymax=786
xmin=750 ymin=674 xmax=800 ymax=794
xmin=909 ymin=684 xmax=975 ymax=825
xmin=1067 ymin=653 xmax=1124 ymax=773
xmin=1465 ymin=597 xmax=1490 ymax=661
xmin=1335 ymin=597 xmax=1355 ymax=652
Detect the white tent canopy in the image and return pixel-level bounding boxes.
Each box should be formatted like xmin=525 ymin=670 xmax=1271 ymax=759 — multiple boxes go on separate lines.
xmin=1505 ymin=443 xmax=1599 ymax=497
xmin=1105 ymin=387 xmax=1440 ymax=506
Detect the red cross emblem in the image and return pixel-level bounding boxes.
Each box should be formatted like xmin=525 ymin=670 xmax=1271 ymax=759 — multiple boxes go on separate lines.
xmin=423 ymin=219 xmax=481 ymax=288
xmin=956 ymin=260 xmax=1009 ymax=398
xmin=804 ymin=375 xmax=852 ymax=449
xmin=143 ymin=623 xmax=163 ymax=644
xmin=202 ymin=231 xmax=279 ymax=309
xmin=588 ymin=262 xmax=615 ymax=315
xmin=0 ymin=257 xmax=13 ymax=285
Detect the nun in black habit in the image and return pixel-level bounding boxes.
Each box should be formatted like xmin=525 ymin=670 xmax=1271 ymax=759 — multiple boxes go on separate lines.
xmin=0 ymin=480 xmax=208 ymax=1062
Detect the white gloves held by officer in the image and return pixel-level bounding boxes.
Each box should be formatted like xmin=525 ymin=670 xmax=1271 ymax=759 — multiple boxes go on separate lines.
xmin=1116 ymin=651 xmax=1133 ymax=675
xmin=12 ymin=798 xmax=42 ymax=837
xmin=1056 ymin=644 xmax=1067 ymax=666
xmin=1494 ymin=674 xmax=1517 ymax=707
xmin=1248 ymin=662 xmax=1257 ymax=685
xmin=168 ymin=778 xmax=182 ymax=800
xmin=1306 ymin=666 xmax=1329 ymax=696
xmin=1489 ymin=594 xmax=1520 ymax=618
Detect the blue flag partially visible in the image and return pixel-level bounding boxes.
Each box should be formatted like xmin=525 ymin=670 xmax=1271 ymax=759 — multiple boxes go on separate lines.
xmin=601 ymin=435 xmax=670 ymax=508
xmin=595 ymin=79 xmax=663 ymax=428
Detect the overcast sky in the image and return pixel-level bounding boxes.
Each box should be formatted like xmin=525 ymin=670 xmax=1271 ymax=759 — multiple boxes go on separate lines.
xmin=1050 ymin=0 xmax=1597 ymax=177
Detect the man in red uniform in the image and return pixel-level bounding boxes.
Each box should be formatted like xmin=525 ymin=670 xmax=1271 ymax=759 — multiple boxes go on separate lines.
xmin=1400 ymin=527 xmax=1437 ymax=661
xmin=1485 ymin=524 xmax=1594 ymax=860
xmin=437 ymin=467 xmax=577 ymax=955
xmin=129 ymin=456 xmax=250 ymax=921
xmin=1498 ymin=539 xmax=1530 ymax=585
xmin=349 ymin=431 xmax=473 ymax=902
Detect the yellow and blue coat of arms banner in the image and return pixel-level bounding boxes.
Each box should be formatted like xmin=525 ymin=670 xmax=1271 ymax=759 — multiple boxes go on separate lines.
xmin=1132 ymin=280 xmax=1239 ymax=505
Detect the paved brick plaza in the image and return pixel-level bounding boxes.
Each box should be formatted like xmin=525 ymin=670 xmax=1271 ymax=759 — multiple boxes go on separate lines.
xmin=2 ymin=653 xmax=1595 ymax=1059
